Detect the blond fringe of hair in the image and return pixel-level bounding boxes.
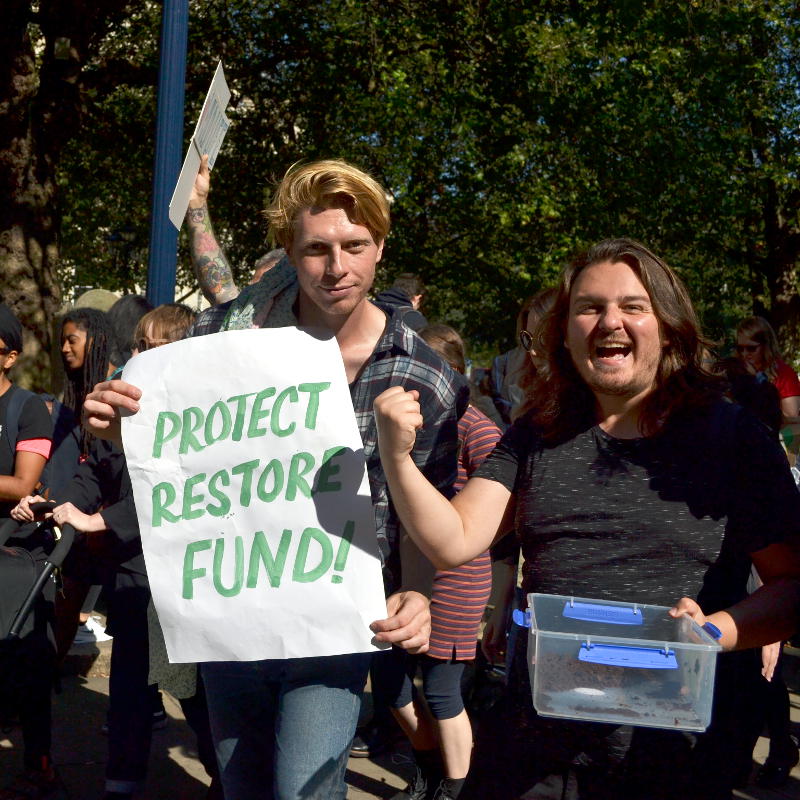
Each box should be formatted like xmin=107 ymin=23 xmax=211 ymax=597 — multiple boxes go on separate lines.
xmin=264 ymin=160 xmax=391 ymax=248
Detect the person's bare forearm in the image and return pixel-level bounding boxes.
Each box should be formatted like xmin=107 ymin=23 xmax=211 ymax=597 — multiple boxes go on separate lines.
xmin=399 ymin=527 xmax=436 ymax=598
xmin=0 ymin=475 xmax=38 ymax=501
xmin=706 ymin=578 xmax=800 ymax=650
xmin=384 ymin=454 xmax=476 ymax=569
xmin=375 ymin=387 xmax=507 ymax=568
xmin=186 ymin=203 xmax=238 ymax=304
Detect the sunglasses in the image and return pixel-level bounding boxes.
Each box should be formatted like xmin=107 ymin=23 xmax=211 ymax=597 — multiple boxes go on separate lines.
xmin=518 ymin=330 xmax=534 ymax=352
xmin=735 ymin=344 xmax=761 ymax=354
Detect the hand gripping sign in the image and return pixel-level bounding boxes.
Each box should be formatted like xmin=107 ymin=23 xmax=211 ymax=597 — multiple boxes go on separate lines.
xmin=122 ymin=328 xmax=387 ymax=662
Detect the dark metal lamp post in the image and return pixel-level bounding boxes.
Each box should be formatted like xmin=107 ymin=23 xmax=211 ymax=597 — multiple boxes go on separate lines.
xmin=146 ymin=0 xmax=189 ymax=307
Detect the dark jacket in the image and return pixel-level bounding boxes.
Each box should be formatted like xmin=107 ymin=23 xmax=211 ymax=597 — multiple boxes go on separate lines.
xmin=60 ymin=439 xmax=144 ymax=579
xmin=373 ymin=288 xmax=427 ymax=331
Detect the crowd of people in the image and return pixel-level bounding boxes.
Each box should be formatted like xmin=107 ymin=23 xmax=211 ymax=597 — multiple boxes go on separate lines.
xmin=0 ymin=156 xmax=799 ymax=800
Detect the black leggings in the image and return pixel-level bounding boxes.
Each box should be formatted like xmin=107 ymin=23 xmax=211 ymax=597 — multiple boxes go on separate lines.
xmin=373 ymin=648 xmax=467 ymax=720
xmin=16 ymin=631 xmax=55 ymax=771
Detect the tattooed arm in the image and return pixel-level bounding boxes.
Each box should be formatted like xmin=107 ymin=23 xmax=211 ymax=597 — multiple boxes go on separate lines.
xmin=186 ymin=154 xmax=240 ymax=305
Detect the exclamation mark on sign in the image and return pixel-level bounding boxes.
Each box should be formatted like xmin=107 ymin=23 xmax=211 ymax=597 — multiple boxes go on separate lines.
xmin=331 ymin=521 xmax=355 ymax=583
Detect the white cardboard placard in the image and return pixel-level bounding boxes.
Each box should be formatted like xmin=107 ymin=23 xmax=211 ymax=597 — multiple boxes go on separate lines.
xmin=168 ymin=61 xmax=231 ymax=229
xmin=121 ymin=328 xmax=387 ymax=662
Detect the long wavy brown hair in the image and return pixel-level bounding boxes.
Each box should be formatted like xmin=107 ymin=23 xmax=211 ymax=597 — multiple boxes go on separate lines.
xmin=529 ymin=238 xmax=721 ymax=443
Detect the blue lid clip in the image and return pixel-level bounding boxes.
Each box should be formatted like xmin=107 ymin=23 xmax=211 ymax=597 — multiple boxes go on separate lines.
xmin=563 ymin=600 xmax=644 ymax=626
xmin=579 ymin=642 xmax=678 ymax=669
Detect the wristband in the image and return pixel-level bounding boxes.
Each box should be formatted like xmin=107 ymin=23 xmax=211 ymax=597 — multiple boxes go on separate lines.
xmin=702 ymin=621 xmax=722 ymax=641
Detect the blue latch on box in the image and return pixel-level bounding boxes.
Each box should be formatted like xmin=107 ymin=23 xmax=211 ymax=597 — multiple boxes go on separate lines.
xmin=563 ymin=600 xmax=643 ymax=625
xmin=578 ymin=642 xmax=678 ymax=669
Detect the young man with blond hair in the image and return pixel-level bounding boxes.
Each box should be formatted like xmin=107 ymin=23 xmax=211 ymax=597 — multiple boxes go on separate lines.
xmin=84 ymin=159 xmax=467 ymax=800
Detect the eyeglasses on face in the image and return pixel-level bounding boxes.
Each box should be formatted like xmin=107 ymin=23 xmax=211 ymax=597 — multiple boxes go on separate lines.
xmin=518 ymin=330 xmax=534 ymax=352
xmin=735 ymin=343 xmax=761 ymax=354
xmin=136 ymin=338 xmax=171 ymax=353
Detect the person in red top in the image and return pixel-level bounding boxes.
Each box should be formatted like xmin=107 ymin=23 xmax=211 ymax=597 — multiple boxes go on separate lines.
xmin=735 ymin=315 xmax=800 ymax=421
xmin=382 ymin=323 xmax=501 ymax=800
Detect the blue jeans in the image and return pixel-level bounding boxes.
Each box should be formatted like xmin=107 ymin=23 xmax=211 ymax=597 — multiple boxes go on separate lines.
xmin=202 ymin=653 xmax=371 ymax=800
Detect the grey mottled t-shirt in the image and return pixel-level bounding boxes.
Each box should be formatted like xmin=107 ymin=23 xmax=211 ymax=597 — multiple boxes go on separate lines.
xmin=474 ymin=400 xmax=800 ymax=611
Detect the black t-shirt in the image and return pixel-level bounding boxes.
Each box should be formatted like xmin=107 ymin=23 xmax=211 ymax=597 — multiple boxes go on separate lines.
xmin=0 ymin=385 xmax=53 ymax=517
xmin=474 ymin=399 xmax=800 ymax=611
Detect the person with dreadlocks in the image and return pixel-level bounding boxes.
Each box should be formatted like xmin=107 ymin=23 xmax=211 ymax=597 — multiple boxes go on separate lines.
xmin=47 ymin=308 xmax=114 ymax=654
xmin=60 ymin=307 xmax=113 ymax=458
xmin=15 ymin=305 xmax=119 ymax=627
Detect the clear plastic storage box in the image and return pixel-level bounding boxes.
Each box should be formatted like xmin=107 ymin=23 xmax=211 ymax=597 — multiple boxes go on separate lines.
xmin=526 ymin=593 xmax=722 ymax=732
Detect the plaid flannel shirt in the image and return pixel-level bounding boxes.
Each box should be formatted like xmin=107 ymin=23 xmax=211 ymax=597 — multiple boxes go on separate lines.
xmin=186 ymin=300 xmax=234 ymax=339
xmin=352 ymin=308 xmax=468 ymax=592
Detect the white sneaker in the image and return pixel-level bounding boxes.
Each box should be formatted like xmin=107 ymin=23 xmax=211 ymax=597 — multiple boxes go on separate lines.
xmin=73 ymin=616 xmax=112 ymax=645
xmin=85 ymin=615 xmax=112 ymax=641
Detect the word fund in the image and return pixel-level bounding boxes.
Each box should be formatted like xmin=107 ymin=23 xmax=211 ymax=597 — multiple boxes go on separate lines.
xmin=182 ymin=521 xmax=356 ymax=598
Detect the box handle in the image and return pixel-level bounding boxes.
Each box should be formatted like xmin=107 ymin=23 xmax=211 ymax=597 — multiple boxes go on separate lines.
xmin=563 ymin=599 xmax=643 ymax=626
xmin=578 ymin=642 xmax=678 ymax=669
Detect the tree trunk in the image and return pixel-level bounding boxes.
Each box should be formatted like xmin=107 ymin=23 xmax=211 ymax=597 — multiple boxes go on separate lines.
xmin=0 ymin=4 xmax=62 ymax=389
xmin=0 ymin=0 xmax=134 ymax=389
xmin=767 ymin=246 xmax=800 ymax=359
xmin=759 ymin=175 xmax=800 ymax=357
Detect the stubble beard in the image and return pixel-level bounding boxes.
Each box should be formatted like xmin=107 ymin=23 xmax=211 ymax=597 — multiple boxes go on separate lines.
xmin=578 ymin=354 xmax=661 ymax=400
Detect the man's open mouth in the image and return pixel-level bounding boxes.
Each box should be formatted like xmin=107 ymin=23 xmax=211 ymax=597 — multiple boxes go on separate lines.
xmin=595 ymin=343 xmax=632 ymax=359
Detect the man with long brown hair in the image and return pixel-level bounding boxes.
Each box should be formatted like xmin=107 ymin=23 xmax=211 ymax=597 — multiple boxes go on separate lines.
xmin=529 ymin=238 xmax=722 ymax=443
xmin=375 ymin=237 xmax=800 ymax=799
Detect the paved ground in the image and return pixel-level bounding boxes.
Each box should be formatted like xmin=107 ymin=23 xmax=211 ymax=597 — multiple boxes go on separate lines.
xmin=0 ymin=674 xmax=411 ymax=799
xmin=733 ymin=649 xmax=800 ymax=800
xmin=1 ymin=638 xmax=800 ymax=799
xmin=0 ymin=636 xmax=412 ymax=799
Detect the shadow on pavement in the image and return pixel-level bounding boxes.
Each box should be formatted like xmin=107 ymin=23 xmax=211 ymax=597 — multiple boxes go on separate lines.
xmin=0 ymin=673 xmax=213 ymax=800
